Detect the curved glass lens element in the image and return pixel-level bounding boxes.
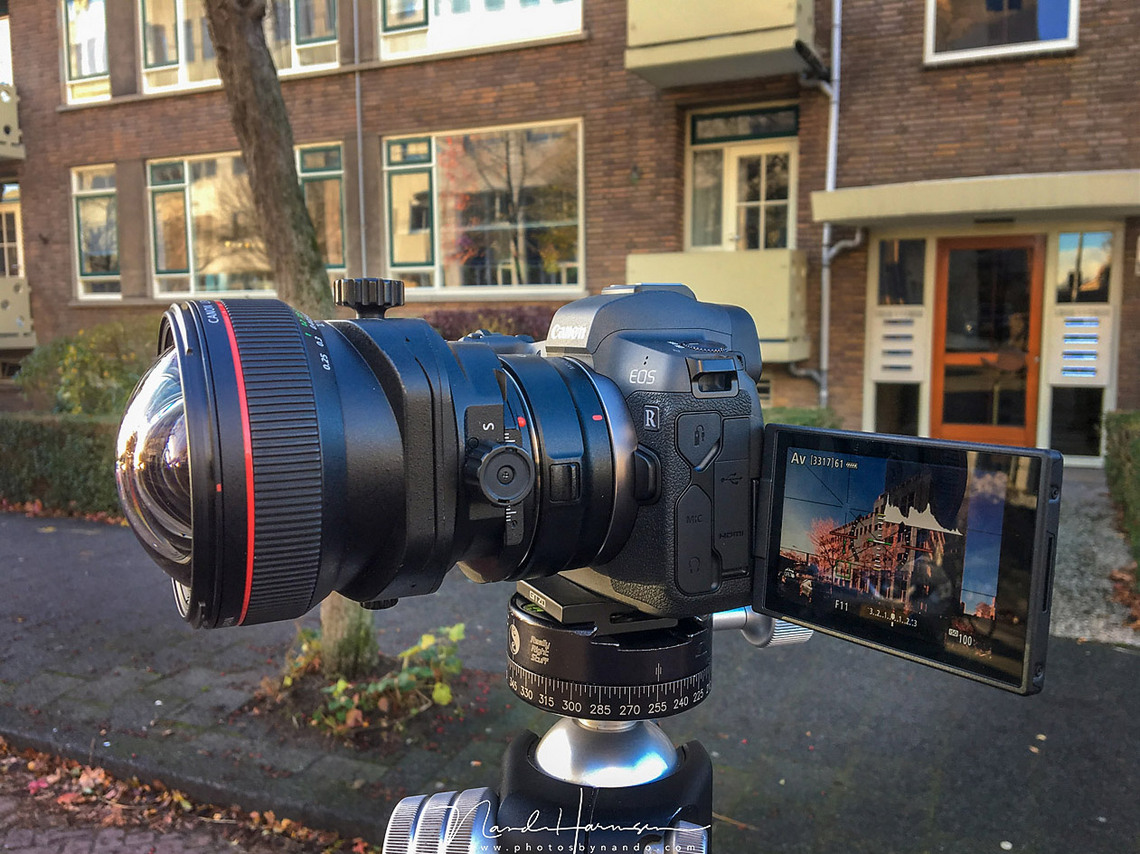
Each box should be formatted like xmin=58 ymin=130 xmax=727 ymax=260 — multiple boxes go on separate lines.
xmin=116 ymin=348 xmax=193 ymax=583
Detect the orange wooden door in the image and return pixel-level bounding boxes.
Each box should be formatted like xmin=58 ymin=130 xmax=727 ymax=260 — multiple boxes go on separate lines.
xmin=931 ymin=236 xmax=1044 ymax=447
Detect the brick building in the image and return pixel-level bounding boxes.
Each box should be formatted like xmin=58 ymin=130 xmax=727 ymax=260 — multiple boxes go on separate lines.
xmin=0 ymin=0 xmax=1136 ymax=464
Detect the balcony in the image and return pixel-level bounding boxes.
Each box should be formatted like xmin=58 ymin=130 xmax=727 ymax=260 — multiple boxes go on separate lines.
xmin=0 ymin=277 xmax=35 ymax=353
xmin=0 ymin=84 xmax=23 ymax=160
xmin=625 ymin=249 xmax=809 ymax=363
xmin=625 ymin=0 xmax=815 ymax=88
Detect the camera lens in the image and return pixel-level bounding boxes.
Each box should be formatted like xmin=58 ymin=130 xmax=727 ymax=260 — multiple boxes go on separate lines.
xmin=117 ymin=297 xmax=638 ymax=629
xmin=116 ymin=348 xmax=192 ymax=582
xmin=118 ymin=299 xmax=344 ymax=628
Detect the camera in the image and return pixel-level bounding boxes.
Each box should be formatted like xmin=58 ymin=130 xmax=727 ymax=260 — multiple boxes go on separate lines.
xmin=116 ymin=281 xmax=1060 ymax=696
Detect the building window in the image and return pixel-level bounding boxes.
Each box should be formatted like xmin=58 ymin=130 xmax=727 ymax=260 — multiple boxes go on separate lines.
xmin=148 ymin=146 xmax=344 ymax=295
xmin=874 ymin=382 xmax=920 ymax=436
xmin=687 ymin=107 xmax=797 ymax=251
xmin=878 ymin=239 xmax=925 ymax=305
xmin=72 ymin=166 xmax=120 ymax=297
xmin=925 ymin=0 xmax=1078 ymax=64
xmin=140 ymin=0 xmax=216 ymax=89
xmin=384 ymin=122 xmax=582 ymax=292
xmin=141 ymin=0 xmax=336 ymax=92
xmin=1056 ymin=230 xmax=1110 ymax=303
xmin=1 ymin=14 xmax=13 ymax=85
xmin=380 ymin=0 xmax=581 ymax=61
xmin=265 ymin=0 xmax=338 ymax=70
xmin=148 ymin=154 xmax=271 ymax=294
xmin=64 ymin=0 xmax=111 ymax=102
xmin=299 ymin=145 xmax=345 ymax=268
xmin=1050 ymin=387 xmax=1102 ymax=456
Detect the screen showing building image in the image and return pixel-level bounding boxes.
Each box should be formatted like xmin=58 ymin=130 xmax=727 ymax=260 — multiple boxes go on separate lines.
xmin=770 ymin=446 xmax=1038 ymax=685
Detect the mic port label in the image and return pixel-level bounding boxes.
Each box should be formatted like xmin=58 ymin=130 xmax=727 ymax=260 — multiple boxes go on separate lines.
xmin=676 ymin=485 xmax=715 ymax=594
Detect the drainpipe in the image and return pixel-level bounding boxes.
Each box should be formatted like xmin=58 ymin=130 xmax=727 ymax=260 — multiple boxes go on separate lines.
xmin=353 ymin=0 xmax=368 ymax=276
xmin=814 ymin=226 xmax=864 ymax=408
xmin=793 ymin=0 xmax=863 ymax=410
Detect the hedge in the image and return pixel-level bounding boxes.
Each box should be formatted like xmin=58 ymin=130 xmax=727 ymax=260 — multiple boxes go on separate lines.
xmin=412 ymin=304 xmax=558 ymax=342
xmin=1104 ymin=411 xmax=1140 ymax=571
xmin=0 ymin=404 xmax=840 ymax=520
xmin=0 ymin=413 xmax=120 ymax=515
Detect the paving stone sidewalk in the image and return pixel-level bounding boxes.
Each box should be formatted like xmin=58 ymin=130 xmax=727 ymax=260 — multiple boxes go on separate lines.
xmin=1 ymin=466 xmax=1138 ymax=853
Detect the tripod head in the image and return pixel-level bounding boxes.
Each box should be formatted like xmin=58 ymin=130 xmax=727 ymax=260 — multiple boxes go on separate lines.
xmin=383 ymin=577 xmax=813 ymax=854
xmin=507 ymin=576 xmax=712 ymax=722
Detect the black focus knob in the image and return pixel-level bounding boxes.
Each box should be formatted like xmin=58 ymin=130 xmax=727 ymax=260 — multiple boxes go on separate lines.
xmin=465 ymin=443 xmax=535 ymax=506
xmin=333 ymin=278 xmax=405 ymax=318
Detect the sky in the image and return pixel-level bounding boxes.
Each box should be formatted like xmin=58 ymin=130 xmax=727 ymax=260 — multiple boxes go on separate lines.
xmin=959 ymin=469 xmax=1008 ymax=613
xmin=779 ymin=450 xmax=887 ymax=555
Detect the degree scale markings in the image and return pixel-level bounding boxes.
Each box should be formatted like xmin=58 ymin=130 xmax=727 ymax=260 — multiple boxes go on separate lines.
xmin=506 ymin=659 xmax=711 ymax=721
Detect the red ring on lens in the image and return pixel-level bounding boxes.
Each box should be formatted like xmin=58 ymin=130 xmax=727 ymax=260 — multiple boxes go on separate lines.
xmin=216 ymin=302 xmax=255 ymax=625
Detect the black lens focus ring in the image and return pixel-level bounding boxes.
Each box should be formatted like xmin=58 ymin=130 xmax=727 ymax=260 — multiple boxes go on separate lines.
xmin=216 ymin=299 xmax=324 ymax=626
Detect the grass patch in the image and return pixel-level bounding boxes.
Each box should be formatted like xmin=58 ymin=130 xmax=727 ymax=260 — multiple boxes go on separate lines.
xmin=763 ymin=407 xmax=842 ymax=428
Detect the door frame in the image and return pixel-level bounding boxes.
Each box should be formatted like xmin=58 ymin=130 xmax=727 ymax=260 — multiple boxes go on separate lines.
xmin=683 ymin=136 xmax=799 ymax=252
xmin=930 ymin=234 xmax=1045 ymax=446
xmin=719 ymin=141 xmax=798 ymax=252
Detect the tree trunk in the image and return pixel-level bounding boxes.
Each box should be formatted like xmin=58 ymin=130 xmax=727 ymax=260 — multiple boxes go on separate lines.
xmin=204 ymin=0 xmax=373 ymax=678
xmin=202 ymin=0 xmax=334 ymax=319
xmin=319 ymin=595 xmax=379 ymax=680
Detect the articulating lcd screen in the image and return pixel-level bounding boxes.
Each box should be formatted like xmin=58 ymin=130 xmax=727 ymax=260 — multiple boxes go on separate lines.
xmin=762 ymin=431 xmax=1054 ymax=691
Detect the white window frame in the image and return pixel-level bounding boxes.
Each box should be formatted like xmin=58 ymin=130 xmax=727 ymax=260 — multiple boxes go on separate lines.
xmin=684 ymin=104 xmax=799 ymax=253
xmin=138 ymin=0 xmax=220 ymax=93
xmin=379 ymin=0 xmax=582 ymax=63
xmin=270 ymin=0 xmax=339 ymax=72
xmin=383 ymin=118 xmax=586 ymax=302
xmin=139 ymin=0 xmax=338 ymax=95
xmin=297 ymin=144 xmax=347 ymax=271
xmin=1 ymin=16 xmax=14 ymax=86
xmin=923 ymin=0 xmax=1080 ymax=66
xmin=71 ymin=165 xmax=121 ymax=300
xmin=147 ymin=153 xmax=269 ymax=297
xmin=145 ymin=143 xmax=345 ymax=297
xmin=61 ymin=0 xmax=111 ymax=104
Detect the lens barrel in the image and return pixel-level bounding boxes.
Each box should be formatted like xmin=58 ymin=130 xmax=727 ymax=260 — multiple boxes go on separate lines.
xmin=119 ymin=299 xmax=350 ymax=627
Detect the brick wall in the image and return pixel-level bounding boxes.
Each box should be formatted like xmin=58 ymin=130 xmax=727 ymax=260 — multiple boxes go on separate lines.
xmin=818 ymin=0 xmax=1140 ymax=427
xmin=835 ymin=0 xmax=1140 ymax=184
xmin=9 ymin=0 xmax=808 ymax=346
xmin=10 ymin=0 xmax=1137 ymax=426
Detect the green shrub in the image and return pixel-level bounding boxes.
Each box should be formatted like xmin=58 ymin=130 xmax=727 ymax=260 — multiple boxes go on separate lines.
xmin=1104 ymin=411 xmax=1140 ymax=577
xmin=15 ymin=317 xmax=160 ymax=416
xmin=0 ymin=413 xmax=120 ymax=515
xmin=267 ymin=624 xmax=467 ymax=740
xmin=763 ymin=407 xmax=842 ymax=428
xmin=12 ymin=336 xmax=72 ymax=412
